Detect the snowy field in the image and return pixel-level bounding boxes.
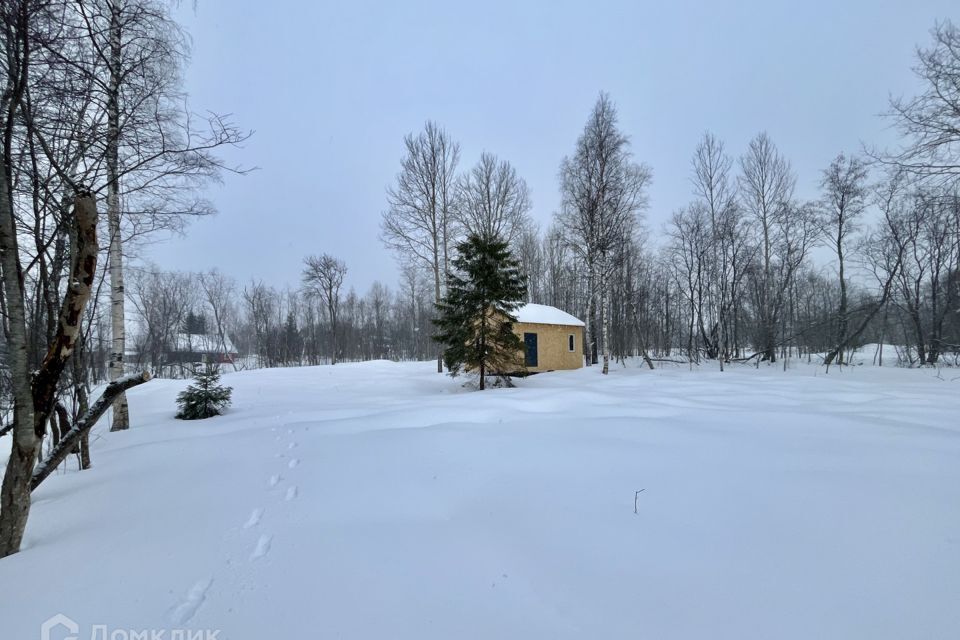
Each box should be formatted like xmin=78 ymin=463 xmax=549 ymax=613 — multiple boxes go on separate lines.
xmin=2 ymin=359 xmax=959 ymax=639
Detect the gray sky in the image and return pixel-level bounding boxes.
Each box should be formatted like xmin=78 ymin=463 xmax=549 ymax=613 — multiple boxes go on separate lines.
xmin=145 ymin=0 xmax=957 ymax=294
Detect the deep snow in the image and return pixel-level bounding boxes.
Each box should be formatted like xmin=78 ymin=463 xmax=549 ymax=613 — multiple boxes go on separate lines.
xmin=2 ymin=359 xmax=959 ymax=639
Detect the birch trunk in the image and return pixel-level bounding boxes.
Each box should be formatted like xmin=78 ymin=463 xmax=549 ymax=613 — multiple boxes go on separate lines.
xmin=0 ymin=193 xmax=99 ymax=556
xmin=600 ymin=260 xmax=610 ymax=375
xmin=433 ymin=259 xmax=443 ymax=373
xmin=0 ymin=164 xmax=36 ymax=558
xmin=583 ymin=264 xmax=595 ymax=367
xmin=107 ymin=2 xmax=130 ymax=430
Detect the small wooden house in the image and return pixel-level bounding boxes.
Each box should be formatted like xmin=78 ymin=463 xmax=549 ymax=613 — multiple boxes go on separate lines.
xmin=165 ymin=333 xmax=239 ymax=366
xmin=512 ymin=303 xmax=584 ymax=372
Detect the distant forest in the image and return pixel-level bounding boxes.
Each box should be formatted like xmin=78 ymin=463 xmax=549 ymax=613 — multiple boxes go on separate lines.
xmin=113 ymin=23 xmax=959 ymax=380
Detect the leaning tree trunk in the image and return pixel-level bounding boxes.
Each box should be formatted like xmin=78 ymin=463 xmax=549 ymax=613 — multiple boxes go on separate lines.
xmin=824 ymin=259 xmax=900 ymax=369
xmin=32 ymin=372 xmax=151 ymax=491
xmin=107 ymin=2 xmax=130 ymax=431
xmin=0 ymin=192 xmax=99 ymax=557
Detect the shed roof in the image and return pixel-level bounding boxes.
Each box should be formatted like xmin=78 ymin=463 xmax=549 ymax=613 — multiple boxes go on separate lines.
xmin=514 ymin=303 xmax=584 ymax=327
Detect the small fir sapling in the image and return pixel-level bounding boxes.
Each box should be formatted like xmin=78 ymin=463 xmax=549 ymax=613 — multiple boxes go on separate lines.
xmin=176 ymin=365 xmax=233 ymax=420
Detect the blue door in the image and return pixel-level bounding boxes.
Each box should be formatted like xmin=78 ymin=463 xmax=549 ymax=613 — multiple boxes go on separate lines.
xmin=524 ymin=332 xmax=538 ymax=367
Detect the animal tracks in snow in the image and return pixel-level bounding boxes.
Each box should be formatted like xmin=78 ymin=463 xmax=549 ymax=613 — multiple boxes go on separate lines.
xmin=250 ymin=534 xmax=273 ymax=561
xmin=239 ymin=428 xmax=300 ymax=571
xmin=168 ymin=577 xmax=213 ymax=625
xmin=242 ymin=507 xmax=263 ymax=530
xmin=165 ymin=426 xmax=300 ymax=623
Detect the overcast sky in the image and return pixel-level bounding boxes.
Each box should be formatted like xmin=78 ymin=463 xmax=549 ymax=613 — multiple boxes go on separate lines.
xmin=144 ymin=0 xmax=957 ymax=294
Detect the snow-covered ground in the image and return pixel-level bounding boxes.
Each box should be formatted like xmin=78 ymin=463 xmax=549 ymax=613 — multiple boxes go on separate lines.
xmin=2 ymin=360 xmax=959 ymax=639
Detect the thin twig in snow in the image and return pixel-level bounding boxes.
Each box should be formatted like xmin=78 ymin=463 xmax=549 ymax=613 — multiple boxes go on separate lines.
xmin=634 ymin=489 xmax=645 ymax=514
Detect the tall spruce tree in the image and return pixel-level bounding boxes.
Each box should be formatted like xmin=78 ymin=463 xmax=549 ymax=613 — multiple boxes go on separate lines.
xmin=434 ymin=234 xmax=527 ymax=390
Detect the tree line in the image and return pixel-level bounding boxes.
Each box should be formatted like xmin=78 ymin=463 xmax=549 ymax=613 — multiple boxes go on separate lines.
xmin=102 ymin=21 xmax=960 ymax=379
xmin=372 ymin=24 xmax=958 ymax=372
xmin=123 ymin=263 xmax=438 ymax=375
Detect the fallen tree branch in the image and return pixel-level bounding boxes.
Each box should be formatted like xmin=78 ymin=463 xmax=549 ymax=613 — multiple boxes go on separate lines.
xmin=31 ymin=371 xmax=151 ymax=491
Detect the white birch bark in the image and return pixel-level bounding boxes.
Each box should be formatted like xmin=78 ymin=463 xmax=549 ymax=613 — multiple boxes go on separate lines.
xmin=583 ymin=262 xmax=595 ymax=367
xmin=600 ymin=256 xmax=610 ymax=375
xmin=107 ymin=1 xmax=130 ymax=430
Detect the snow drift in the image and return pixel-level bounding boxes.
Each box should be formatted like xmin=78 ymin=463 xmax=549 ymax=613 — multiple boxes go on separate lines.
xmin=1 ymin=360 xmax=958 ymax=639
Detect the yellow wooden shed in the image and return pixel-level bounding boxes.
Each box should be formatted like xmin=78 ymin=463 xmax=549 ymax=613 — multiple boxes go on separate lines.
xmin=512 ymin=303 xmax=585 ymax=372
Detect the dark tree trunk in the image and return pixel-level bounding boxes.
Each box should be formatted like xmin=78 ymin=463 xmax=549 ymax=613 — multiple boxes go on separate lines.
xmin=0 ymin=193 xmax=99 ymax=557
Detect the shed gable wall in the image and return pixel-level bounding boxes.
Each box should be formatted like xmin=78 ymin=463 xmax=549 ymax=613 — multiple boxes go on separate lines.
xmin=512 ymin=322 xmax=584 ymax=372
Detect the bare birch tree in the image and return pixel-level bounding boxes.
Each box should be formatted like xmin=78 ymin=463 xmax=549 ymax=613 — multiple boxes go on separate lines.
xmin=739 ymin=133 xmax=797 ymax=361
xmin=381 ymin=121 xmax=460 ymax=372
xmin=558 ymin=93 xmax=651 ymax=373
xmin=691 ymin=133 xmax=746 ymax=367
xmin=820 ymin=153 xmax=869 ymax=364
xmin=515 ymin=225 xmax=543 ymax=303
xmin=302 ymin=254 xmax=347 ymax=364
xmin=455 ymin=151 xmax=532 ymax=245
xmin=199 ymin=269 xmax=238 ymax=365
xmin=70 ymin=0 xmax=249 ymax=430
